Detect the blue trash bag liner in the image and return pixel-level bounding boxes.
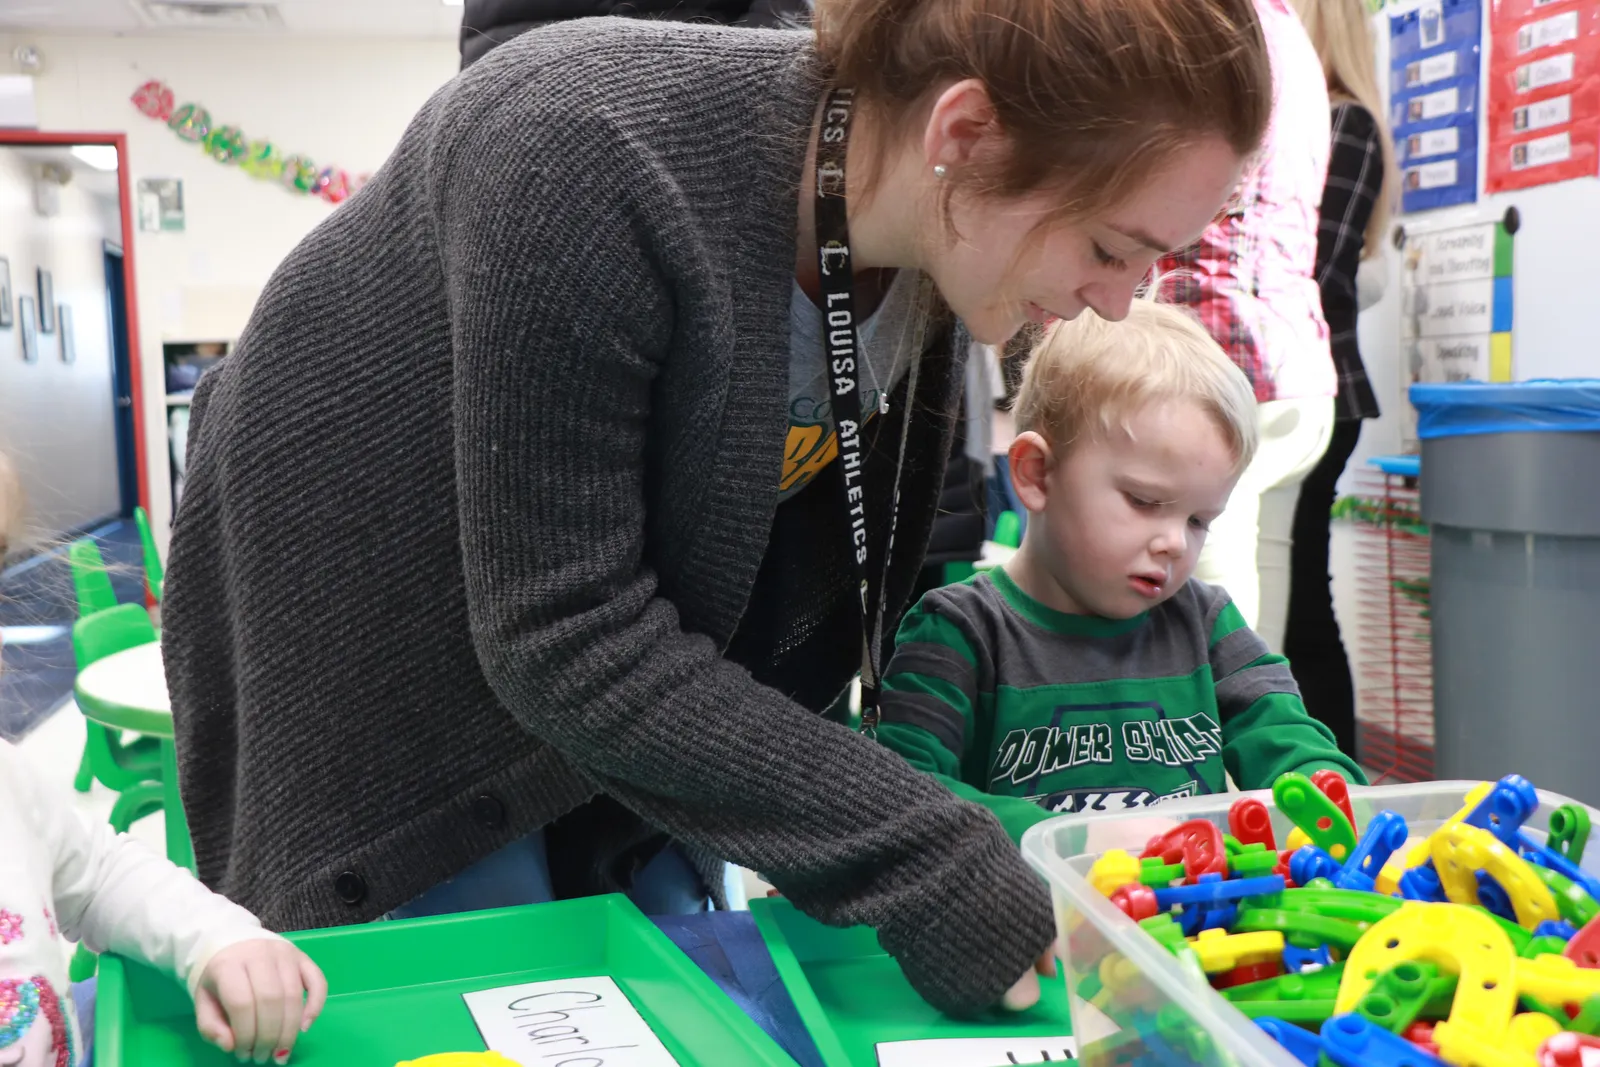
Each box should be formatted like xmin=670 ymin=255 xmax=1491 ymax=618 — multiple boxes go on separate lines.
xmin=1411 ymin=380 xmax=1600 ymax=439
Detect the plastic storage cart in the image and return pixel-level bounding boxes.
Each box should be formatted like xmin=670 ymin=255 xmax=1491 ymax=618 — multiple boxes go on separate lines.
xmin=1413 ymin=381 xmax=1600 ymax=806
xmin=1021 ymin=780 xmax=1600 ymax=1067
xmin=1345 ymin=454 xmax=1435 ymax=783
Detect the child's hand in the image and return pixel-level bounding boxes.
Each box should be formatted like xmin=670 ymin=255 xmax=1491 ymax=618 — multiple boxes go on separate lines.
xmin=194 ymin=939 xmax=328 ymax=1064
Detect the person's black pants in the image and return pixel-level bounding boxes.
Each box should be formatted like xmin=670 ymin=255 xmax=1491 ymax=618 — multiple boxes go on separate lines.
xmin=1283 ymin=418 xmax=1366 ymax=759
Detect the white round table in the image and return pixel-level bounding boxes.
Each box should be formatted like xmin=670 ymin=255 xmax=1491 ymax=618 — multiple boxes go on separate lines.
xmin=75 ymin=642 xmax=170 ymax=721
xmin=74 ymin=641 xmax=191 ymax=869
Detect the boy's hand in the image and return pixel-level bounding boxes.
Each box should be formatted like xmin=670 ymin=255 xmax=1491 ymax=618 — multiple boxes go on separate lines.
xmin=194 ymin=939 xmax=328 ymax=1064
xmin=1001 ymin=940 xmax=1062 ymax=1012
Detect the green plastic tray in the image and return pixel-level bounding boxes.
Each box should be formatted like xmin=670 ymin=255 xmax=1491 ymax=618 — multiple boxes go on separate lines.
xmin=750 ymin=899 xmax=1072 ymax=1067
xmin=97 ymin=894 xmax=797 ymax=1066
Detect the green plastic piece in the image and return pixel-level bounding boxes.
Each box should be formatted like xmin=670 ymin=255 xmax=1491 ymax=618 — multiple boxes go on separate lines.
xmin=1233 ymin=908 xmax=1364 ymax=951
xmin=1522 ymin=936 xmax=1573 ymax=959
xmin=1273 ymin=772 xmax=1358 ymax=863
xmin=1356 ymin=962 xmax=1456 ymax=1034
xmin=1225 ymin=834 xmax=1244 ymax=856
xmin=1140 ymin=916 xmax=1206 ymax=979
xmin=100 ymin=895 xmax=796 ymax=1067
xmin=1532 ymin=865 xmax=1600 ymax=927
xmin=750 ymin=899 xmax=1074 ymax=1065
xmin=1141 ymin=914 xmax=1187 ymax=952
xmin=1223 ymin=962 xmax=1347 ymax=1004
xmin=1522 ymin=994 xmax=1572 ymax=1026
xmin=1140 ymin=859 xmax=1185 ymax=887
xmin=1231 ymin=847 xmax=1280 ymax=879
xmin=1469 ymin=906 xmax=1535 ymax=952
xmin=1231 ymin=998 xmax=1337 ymax=1025
xmin=1277 ymin=887 xmax=1404 ymax=926
xmin=1550 ymin=804 xmax=1591 ymax=864
xmin=1568 ymin=995 xmax=1600 ymax=1036
xmin=1156 ymin=1004 xmax=1220 ymax=1065
xmin=1077 ymin=967 xmax=1104 ymax=1003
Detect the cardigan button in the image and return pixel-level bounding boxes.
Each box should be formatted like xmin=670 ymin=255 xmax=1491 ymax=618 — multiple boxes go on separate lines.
xmin=472 ymin=794 xmax=507 ymax=830
xmin=334 ymin=871 xmax=367 ymax=906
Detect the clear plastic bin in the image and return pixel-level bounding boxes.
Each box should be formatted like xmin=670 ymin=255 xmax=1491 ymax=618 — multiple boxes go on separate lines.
xmin=1020 ymin=781 xmax=1600 ymax=1067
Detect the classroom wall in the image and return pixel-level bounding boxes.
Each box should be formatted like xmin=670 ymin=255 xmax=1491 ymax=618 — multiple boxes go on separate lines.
xmin=0 ymin=32 xmax=460 ymax=548
xmin=1334 ymin=0 xmax=1600 ymax=753
xmin=0 ymin=148 xmax=121 ymax=539
xmin=1345 ymin=0 xmax=1600 ymax=482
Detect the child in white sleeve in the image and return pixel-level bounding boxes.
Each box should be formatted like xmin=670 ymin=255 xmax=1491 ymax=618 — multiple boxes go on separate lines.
xmin=0 ymin=738 xmax=326 ymax=1065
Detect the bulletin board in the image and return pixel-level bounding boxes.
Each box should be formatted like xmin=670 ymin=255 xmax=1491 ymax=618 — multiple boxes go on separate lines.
xmin=1391 ymin=0 xmax=1484 ymax=211
xmin=1486 ymin=0 xmax=1600 ymax=191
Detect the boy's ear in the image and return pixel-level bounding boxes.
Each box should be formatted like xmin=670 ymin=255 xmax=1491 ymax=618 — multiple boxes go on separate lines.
xmin=1008 ymin=431 xmax=1055 ymax=515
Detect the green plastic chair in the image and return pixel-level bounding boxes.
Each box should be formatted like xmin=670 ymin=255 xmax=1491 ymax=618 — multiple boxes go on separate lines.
xmin=940 ymin=510 xmax=1024 ymax=586
xmin=71 ymin=605 xmax=164 ymax=819
xmin=68 ymin=538 xmax=117 ymax=617
xmin=994 ymin=509 xmax=1022 ymax=549
xmin=69 ymin=603 xmax=166 ymax=983
xmin=133 ymin=506 xmax=164 ymax=602
xmin=68 ymin=538 xmax=120 ymax=793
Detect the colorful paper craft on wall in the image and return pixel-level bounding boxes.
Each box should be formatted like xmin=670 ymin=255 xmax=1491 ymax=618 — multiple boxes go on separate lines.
xmin=129 ymin=79 xmax=369 ymax=205
xmin=1391 ymin=0 xmax=1483 ymax=212
xmin=1486 ymin=0 xmax=1600 ymax=191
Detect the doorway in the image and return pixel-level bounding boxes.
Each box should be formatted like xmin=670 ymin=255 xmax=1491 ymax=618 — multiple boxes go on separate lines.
xmin=105 ymin=242 xmax=137 ymax=518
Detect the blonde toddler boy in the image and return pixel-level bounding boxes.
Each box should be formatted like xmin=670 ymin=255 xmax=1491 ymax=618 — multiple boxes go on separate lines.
xmin=877 ymin=301 xmax=1363 ymax=842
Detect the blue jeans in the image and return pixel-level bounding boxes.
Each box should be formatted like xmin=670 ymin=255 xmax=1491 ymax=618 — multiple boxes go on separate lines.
xmin=71 ymin=978 xmax=95 ymax=1067
xmin=386 ymin=830 xmax=714 ymax=920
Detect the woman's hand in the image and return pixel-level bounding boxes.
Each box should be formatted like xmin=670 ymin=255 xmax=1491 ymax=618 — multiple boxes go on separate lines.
xmin=194 ymin=939 xmax=328 ymax=1064
xmin=1001 ymin=940 xmax=1063 ymax=1012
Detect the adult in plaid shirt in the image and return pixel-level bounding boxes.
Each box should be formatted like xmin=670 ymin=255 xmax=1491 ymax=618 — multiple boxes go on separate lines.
xmin=1284 ymin=0 xmax=1396 ymax=757
xmin=1156 ymin=0 xmax=1334 ymax=654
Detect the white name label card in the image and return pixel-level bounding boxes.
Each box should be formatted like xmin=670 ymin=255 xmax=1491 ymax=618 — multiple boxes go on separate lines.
xmin=463 ymin=976 xmax=682 ymax=1067
xmin=876 ymin=1035 xmax=1078 ymax=1066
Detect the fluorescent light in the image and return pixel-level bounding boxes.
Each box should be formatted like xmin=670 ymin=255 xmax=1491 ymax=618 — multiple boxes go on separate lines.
xmin=70 ymin=145 xmax=118 ymax=172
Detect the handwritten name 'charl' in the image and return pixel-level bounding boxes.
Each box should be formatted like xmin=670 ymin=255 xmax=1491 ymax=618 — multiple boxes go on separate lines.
xmin=463 ymin=976 xmax=682 ymax=1067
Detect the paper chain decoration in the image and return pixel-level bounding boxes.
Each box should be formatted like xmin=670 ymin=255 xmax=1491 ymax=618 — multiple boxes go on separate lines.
xmin=131 ymin=79 xmax=370 ymax=205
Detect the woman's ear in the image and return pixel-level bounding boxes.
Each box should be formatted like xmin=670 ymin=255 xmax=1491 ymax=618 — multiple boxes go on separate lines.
xmin=922 ymin=78 xmax=998 ymax=174
xmin=1008 ymin=431 xmax=1055 ymax=515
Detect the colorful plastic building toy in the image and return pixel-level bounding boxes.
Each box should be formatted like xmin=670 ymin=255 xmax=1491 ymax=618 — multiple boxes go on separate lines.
xmin=1229 ymin=797 xmax=1276 ymax=850
xmin=1082 ymin=772 xmax=1600 ymax=1067
xmin=1312 ymin=770 xmax=1357 ymax=828
xmin=1332 ymin=810 xmax=1408 ymax=893
xmin=1274 ymin=772 xmax=1358 ymax=862
xmin=1089 ymin=848 xmax=1142 ymax=896
xmin=1551 ymin=806 xmax=1592 ymax=866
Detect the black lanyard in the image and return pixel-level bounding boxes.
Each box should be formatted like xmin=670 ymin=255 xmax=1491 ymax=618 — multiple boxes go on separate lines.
xmin=814 ymin=85 xmax=909 ymax=737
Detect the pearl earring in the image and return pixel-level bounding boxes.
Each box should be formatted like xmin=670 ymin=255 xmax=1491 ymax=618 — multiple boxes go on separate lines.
xmin=933 ymin=164 xmax=948 ymax=179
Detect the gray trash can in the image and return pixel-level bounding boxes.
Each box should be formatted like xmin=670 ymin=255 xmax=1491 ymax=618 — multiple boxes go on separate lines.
xmin=1415 ymin=380 xmax=1600 ymax=805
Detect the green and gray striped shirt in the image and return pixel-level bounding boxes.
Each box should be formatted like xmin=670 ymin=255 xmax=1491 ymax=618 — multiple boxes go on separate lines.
xmin=878 ymin=568 xmax=1364 ymax=843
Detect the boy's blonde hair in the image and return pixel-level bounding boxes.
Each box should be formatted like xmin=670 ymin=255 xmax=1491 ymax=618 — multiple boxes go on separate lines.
xmin=1014 ymin=299 xmax=1259 ymax=473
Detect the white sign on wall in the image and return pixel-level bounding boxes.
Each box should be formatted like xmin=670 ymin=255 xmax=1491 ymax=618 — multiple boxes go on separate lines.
xmin=1398 ymin=219 xmax=1514 ymax=449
